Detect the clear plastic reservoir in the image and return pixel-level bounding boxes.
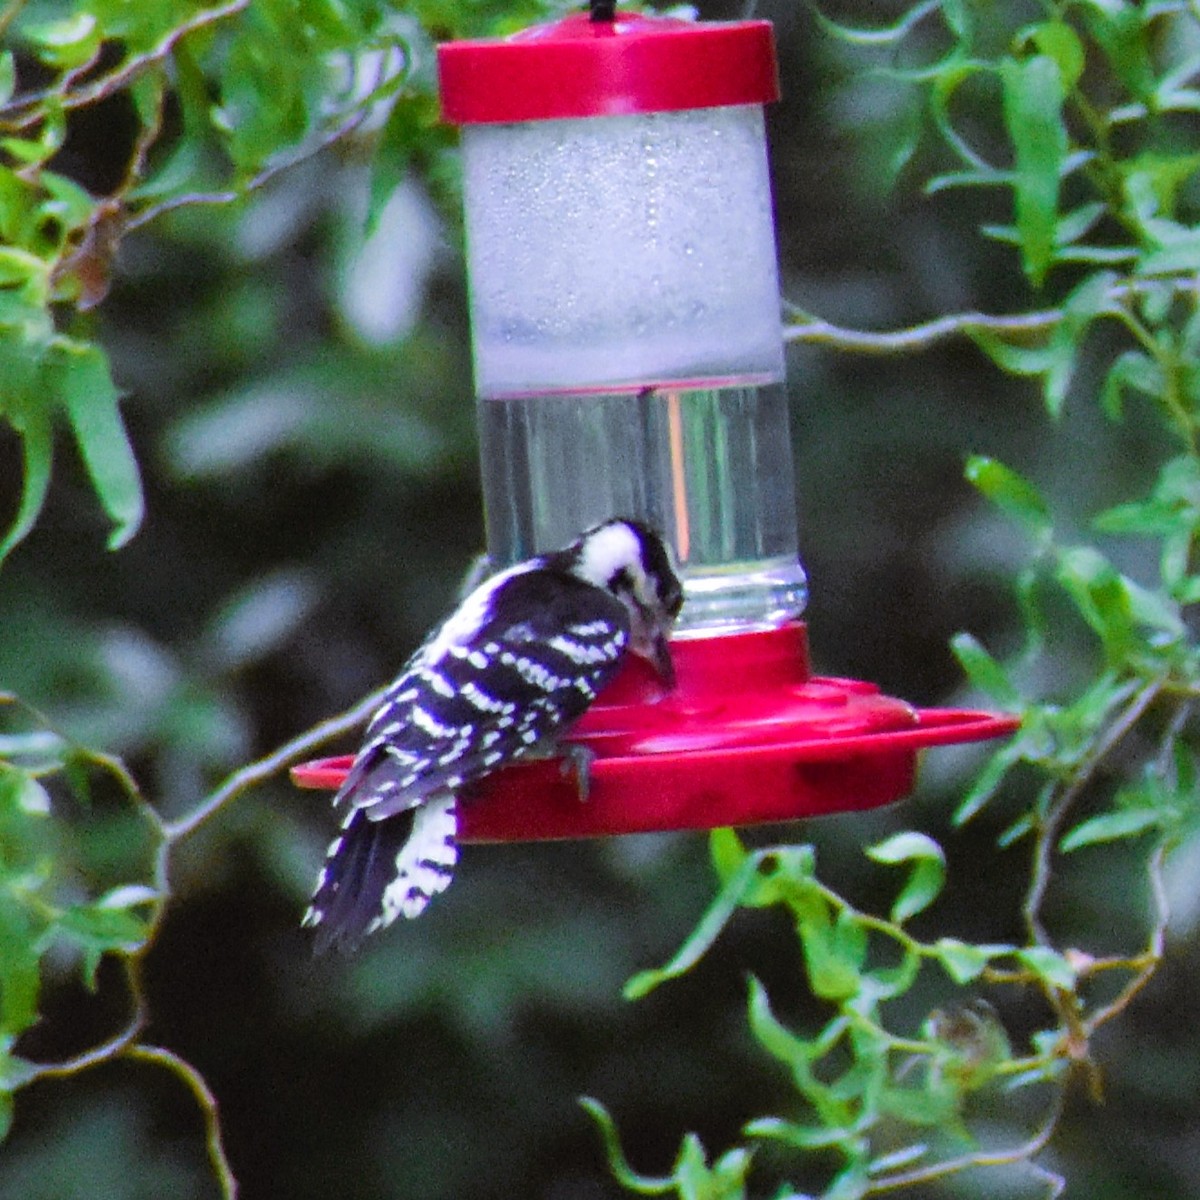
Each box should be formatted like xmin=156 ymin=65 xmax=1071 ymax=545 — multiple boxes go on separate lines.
xmin=478 ymin=382 xmax=807 ymax=633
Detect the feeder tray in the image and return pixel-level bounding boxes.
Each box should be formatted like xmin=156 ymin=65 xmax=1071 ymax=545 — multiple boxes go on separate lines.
xmin=291 ymin=623 xmax=1018 ymax=842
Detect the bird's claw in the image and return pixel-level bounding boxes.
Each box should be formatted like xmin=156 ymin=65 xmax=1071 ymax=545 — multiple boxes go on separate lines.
xmin=558 ymin=743 xmax=596 ymax=803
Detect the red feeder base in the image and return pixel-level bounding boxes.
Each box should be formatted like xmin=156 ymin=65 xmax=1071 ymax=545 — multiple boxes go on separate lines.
xmin=291 ymin=623 xmax=1018 ymax=842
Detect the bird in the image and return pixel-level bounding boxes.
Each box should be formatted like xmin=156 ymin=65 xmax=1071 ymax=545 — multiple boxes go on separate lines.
xmin=303 ymin=517 xmax=683 ymax=952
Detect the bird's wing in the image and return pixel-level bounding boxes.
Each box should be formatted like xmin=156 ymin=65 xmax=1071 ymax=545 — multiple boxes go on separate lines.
xmin=335 ymin=578 xmax=630 ymax=820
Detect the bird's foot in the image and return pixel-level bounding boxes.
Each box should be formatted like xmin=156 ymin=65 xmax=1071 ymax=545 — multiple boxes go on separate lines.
xmin=558 ymin=742 xmax=596 ymax=803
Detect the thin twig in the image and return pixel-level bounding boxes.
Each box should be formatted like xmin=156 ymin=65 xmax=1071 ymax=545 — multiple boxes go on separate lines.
xmin=12 ymin=686 xmax=388 ymax=1200
xmin=124 ymin=108 xmax=366 ymax=233
xmin=1086 ymin=841 xmax=1171 ymax=1033
xmin=0 ymin=0 xmax=250 ymax=126
xmin=126 ymin=1044 xmax=239 ymax=1199
xmin=164 ymin=686 xmax=385 ymax=841
xmin=25 ymin=1006 xmax=146 ymax=1080
xmin=785 ymin=308 xmax=1063 ymax=354
xmin=0 ymin=0 xmax=26 ymax=41
xmin=783 ymin=277 xmax=1198 ymax=356
xmin=867 ymin=1084 xmax=1067 ymax=1194
xmin=1024 ymin=675 xmax=1167 ymax=945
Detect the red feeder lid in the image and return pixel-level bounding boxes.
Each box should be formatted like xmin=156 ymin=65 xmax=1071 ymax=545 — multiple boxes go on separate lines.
xmin=292 ymin=624 xmax=1019 ymax=842
xmin=437 ymin=11 xmax=779 ymax=124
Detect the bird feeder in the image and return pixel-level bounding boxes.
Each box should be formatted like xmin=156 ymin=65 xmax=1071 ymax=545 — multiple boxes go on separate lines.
xmin=292 ymin=7 xmax=1017 ymax=837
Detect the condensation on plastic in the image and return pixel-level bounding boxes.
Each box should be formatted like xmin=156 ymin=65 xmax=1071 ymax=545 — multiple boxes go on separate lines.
xmin=461 ymin=105 xmax=784 ymax=396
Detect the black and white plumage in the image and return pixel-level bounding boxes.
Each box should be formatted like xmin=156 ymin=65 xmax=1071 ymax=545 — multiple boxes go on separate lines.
xmin=304 ymin=518 xmax=683 ymax=952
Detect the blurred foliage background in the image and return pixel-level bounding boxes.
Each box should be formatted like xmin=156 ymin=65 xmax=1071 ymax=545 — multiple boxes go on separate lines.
xmin=2 ymin=0 xmax=1199 ymax=1196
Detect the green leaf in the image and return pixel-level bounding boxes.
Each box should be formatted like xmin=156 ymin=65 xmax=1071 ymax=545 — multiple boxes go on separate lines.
xmin=950 ymin=632 xmax=1020 ymax=707
xmin=865 ymin=833 xmax=945 ymax=923
xmin=799 ymin=907 xmax=866 ymax=1000
xmin=22 ymin=13 xmax=101 ymax=70
xmin=745 ymin=1115 xmax=849 ymax=1152
xmin=877 ymin=1082 xmax=958 ymax=1126
xmin=1137 ymin=230 xmax=1200 ymax=277
xmin=934 ymin=938 xmax=1014 ymax=984
xmin=580 ymin=1098 xmax=674 ymax=1195
xmin=1 ymin=105 xmax=65 ymax=168
xmin=45 ymin=339 xmax=144 ymax=549
xmin=1043 ymin=271 xmax=1121 ymax=415
xmin=953 ymin=740 xmax=1022 ymax=825
xmin=1053 ymin=202 xmax=1106 ymax=248
xmin=709 ymin=828 xmax=748 ymax=888
xmin=1024 ymin=20 xmax=1086 ymax=91
xmin=1083 ymin=0 xmax=1156 ymax=102
xmin=1094 ymin=500 xmax=1181 ymax=537
xmin=1121 ymin=154 xmax=1200 ymax=225
xmin=0 ymin=52 xmax=14 ymax=107
xmin=0 ymin=1043 xmax=37 ymax=1092
xmin=676 ymin=1137 xmax=750 ymax=1200
xmin=1101 ymin=349 xmax=1163 ymax=419
xmin=926 ymin=167 xmax=1013 ymax=195
xmin=1061 ymin=807 xmax=1163 ymax=851
xmin=1015 ymin=563 xmax=1048 ymax=653
xmin=825 ymin=1162 xmax=870 ymax=1200
xmin=1001 ymin=54 xmax=1067 ymax=287
xmin=623 ymin=852 xmax=763 ymax=1000
xmin=53 ymin=902 xmax=150 ymax=989
xmin=1123 ymin=575 xmax=1184 ymax=638
xmin=1054 ymin=546 xmax=1136 ymax=661
xmin=1174 ymin=575 xmax=1200 ymax=604
xmin=0 ymin=406 xmax=53 ymax=566
xmin=1016 ymin=945 xmax=1076 ymax=990
xmin=0 ymin=896 xmax=41 ymax=1036
xmin=998 ymin=811 xmax=1035 ymax=847
xmin=808 ymin=0 xmax=946 ymax=48
xmin=965 ymin=455 xmax=1052 ymax=539
xmin=746 ymin=975 xmax=811 ymax=1069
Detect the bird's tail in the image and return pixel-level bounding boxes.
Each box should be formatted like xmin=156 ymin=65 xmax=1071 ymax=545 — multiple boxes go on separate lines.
xmin=304 ymin=794 xmax=459 ymax=953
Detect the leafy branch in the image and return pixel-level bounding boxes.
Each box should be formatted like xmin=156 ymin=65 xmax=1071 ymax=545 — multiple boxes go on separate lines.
xmin=0 ymin=0 xmax=252 ymax=129
xmin=592 ymin=0 xmax=1200 ymax=1196
xmin=784 ymin=276 xmax=1199 ymax=359
xmin=0 ymin=0 xmax=436 ymax=565
xmin=0 ymin=684 xmax=386 ymax=1196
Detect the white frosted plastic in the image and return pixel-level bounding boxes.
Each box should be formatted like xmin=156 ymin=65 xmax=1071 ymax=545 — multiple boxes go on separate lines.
xmin=461 ymin=104 xmax=784 ymax=396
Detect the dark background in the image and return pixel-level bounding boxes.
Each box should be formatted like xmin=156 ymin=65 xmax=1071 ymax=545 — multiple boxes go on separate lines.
xmin=1 ymin=0 xmax=1196 ymax=1196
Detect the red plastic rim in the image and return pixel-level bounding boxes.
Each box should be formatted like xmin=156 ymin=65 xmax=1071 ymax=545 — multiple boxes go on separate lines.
xmin=291 ymin=624 xmax=1019 ymax=842
xmin=437 ymin=12 xmax=779 ymax=124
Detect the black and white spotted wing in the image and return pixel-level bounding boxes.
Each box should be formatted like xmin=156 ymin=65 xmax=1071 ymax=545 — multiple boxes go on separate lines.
xmin=333 ymin=566 xmax=632 ymax=823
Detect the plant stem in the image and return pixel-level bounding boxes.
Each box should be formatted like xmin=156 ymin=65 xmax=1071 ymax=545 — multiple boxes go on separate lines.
xmin=1024 ymin=675 xmax=1167 ymax=946
xmin=164 ymin=685 xmax=385 ymax=841
xmin=127 ymin=1044 xmax=239 ymax=1199
xmin=867 ymin=1083 xmax=1067 ymax=1194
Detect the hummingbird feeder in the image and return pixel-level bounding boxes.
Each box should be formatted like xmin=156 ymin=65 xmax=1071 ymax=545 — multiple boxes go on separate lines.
xmin=292 ymin=6 xmax=1018 ymax=838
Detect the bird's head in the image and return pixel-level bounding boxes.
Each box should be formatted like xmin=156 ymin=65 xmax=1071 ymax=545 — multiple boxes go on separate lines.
xmin=568 ymin=518 xmax=683 ymax=687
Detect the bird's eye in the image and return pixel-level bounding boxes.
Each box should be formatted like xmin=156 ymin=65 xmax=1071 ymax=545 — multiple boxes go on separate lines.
xmin=607 ymin=567 xmax=633 ymax=594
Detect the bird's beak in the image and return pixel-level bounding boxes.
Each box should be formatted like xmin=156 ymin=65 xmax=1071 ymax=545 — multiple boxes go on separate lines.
xmin=650 ymin=631 xmax=676 ymax=690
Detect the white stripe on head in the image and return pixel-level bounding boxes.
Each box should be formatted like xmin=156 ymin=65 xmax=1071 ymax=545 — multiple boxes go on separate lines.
xmin=572 ymin=521 xmax=643 ymax=591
